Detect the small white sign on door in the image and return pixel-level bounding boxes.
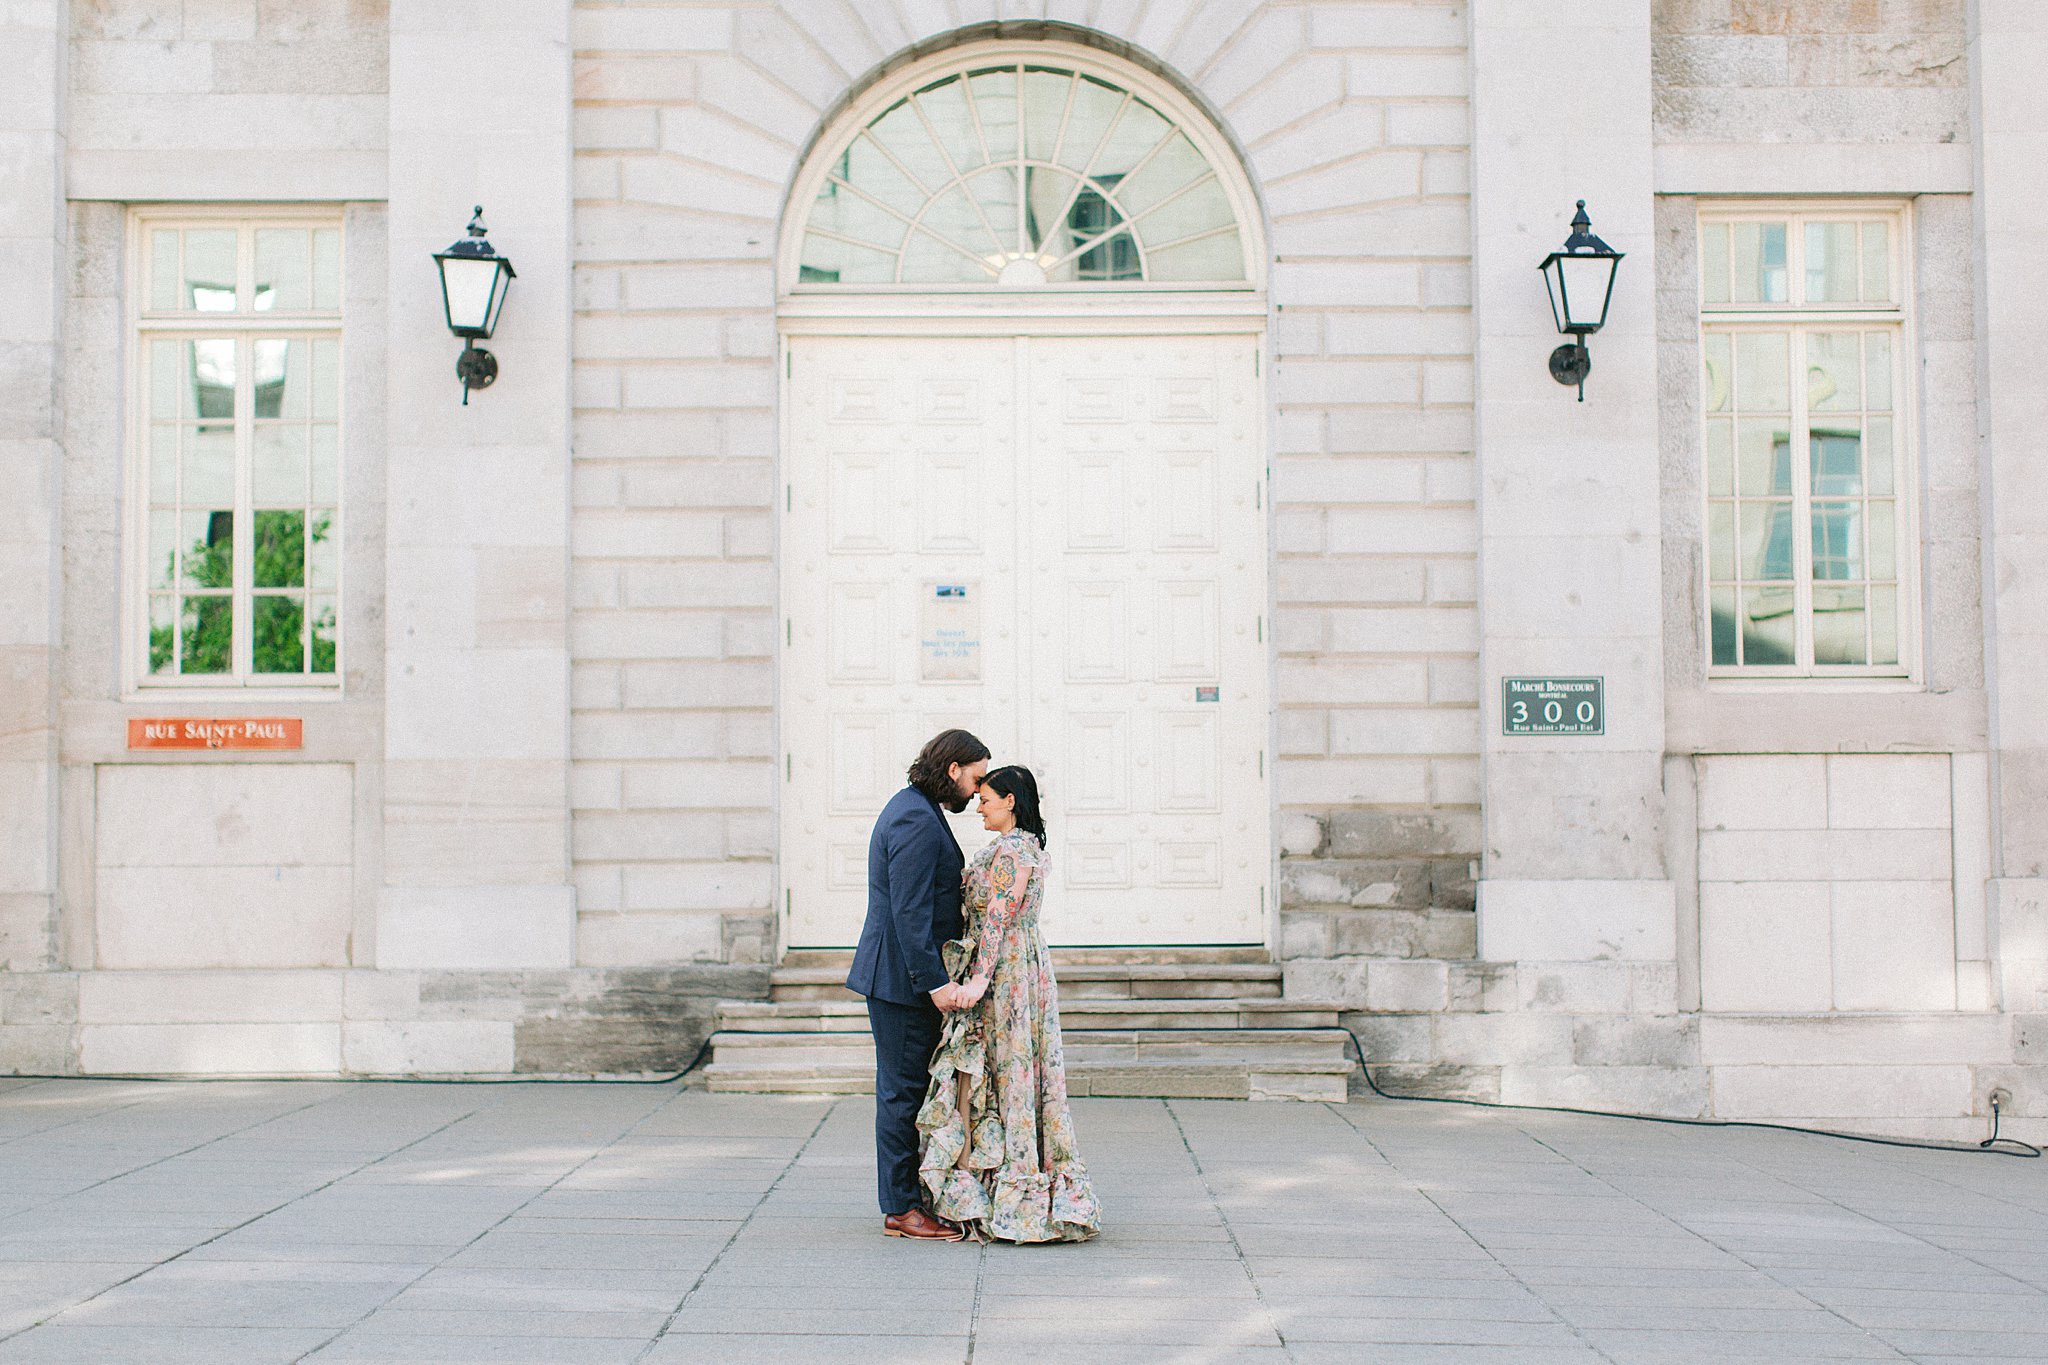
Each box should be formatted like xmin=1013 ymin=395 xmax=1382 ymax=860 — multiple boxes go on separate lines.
xmin=920 ymin=582 xmax=981 ymax=681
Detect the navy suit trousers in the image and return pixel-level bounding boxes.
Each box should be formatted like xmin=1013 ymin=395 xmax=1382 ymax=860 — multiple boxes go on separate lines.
xmin=867 ymin=994 xmax=942 ymax=1216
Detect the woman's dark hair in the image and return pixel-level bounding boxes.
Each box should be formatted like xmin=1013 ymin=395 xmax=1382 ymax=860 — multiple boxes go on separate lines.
xmin=906 ymin=729 xmax=991 ymax=805
xmin=982 ymin=766 xmax=1047 ymax=848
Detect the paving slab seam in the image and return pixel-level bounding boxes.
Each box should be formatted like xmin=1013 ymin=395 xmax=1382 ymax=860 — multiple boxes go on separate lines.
xmin=0 ymin=1087 xmax=362 ymax=1349
xmin=1325 ymin=1103 xmax=1626 ymax=1364
xmin=633 ymin=1095 xmax=841 ymax=1361
xmin=289 ymin=1082 xmax=686 ymax=1360
xmin=1163 ymin=1099 xmax=1294 ymax=1360
xmin=0 ymin=1081 xmax=174 ymax=1155
xmin=1689 ymin=1137 xmax=2048 ymax=1357
xmin=1504 ymin=1116 xmax=1918 ymax=1361
xmin=1827 ymin=1148 xmax=2048 ymax=1302
xmin=964 ymin=1222 xmax=988 ymax=1362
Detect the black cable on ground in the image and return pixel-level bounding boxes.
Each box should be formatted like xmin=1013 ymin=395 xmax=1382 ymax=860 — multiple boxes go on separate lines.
xmin=1338 ymin=1024 xmax=2040 ymax=1160
xmin=5 ymin=1020 xmax=2039 ymax=1160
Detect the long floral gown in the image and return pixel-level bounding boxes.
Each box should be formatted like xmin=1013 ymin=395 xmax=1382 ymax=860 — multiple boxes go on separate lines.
xmin=916 ymin=829 xmax=1100 ymax=1243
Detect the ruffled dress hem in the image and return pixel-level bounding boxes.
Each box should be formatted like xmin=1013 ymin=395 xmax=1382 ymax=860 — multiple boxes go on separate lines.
xmin=914 ymin=933 xmax=1101 ymax=1245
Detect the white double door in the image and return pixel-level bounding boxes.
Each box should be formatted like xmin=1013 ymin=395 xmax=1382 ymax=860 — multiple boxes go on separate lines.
xmin=781 ymin=332 xmax=1269 ymax=947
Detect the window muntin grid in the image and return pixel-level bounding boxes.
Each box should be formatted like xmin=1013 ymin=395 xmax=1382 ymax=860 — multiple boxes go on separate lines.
xmin=1703 ymin=326 xmax=1903 ymax=672
xmin=1697 ymin=205 xmax=1913 ymax=680
xmin=134 ymin=216 xmax=342 ymax=689
xmin=1700 ymin=211 xmax=1897 ymax=310
xmin=796 ymin=61 xmax=1249 ymax=288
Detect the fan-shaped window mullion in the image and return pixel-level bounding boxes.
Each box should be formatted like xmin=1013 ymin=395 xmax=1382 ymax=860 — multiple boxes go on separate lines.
xmin=1010 ymin=65 xmax=1028 ymax=255
xmin=1035 ymin=97 xmax=1145 ymax=266
xmin=793 ymin=55 xmax=1251 ymax=288
xmin=902 ymin=181 xmax=1009 ymax=279
xmin=1100 ymin=127 xmax=1181 ymax=211
xmin=1020 ymin=162 xmax=1081 ymax=259
xmin=959 ymin=69 xmax=999 ymax=175
xmin=1145 ymin=220 xmax=1240 ymax=254
xmin=1050 ymin=148 xmax=1187 ymax=275
xmin=854 ymin=130 xmax=935 ymax=203
xmin=1070 ymin=90 xmax=1134 ymax=180
xmin=822 ymin=172 xmax=950 ymax=278
xmin=1046 ymin=73 xmax=1080 ymax=169
xmin=908 ymin=88 xmax=1008 ymax=258
xmin=1126 ymin=171 xmax=1222 ymax=234
xmin=1033 ymin=173 xmax=1093 ymax=262
xmin=806 ymin=225 xmax=892 ymax=253
xmin=1048 ymin=221 xmax=1126 ymax=276
xmin=959 ymin=64 xmax=1025 ymax=257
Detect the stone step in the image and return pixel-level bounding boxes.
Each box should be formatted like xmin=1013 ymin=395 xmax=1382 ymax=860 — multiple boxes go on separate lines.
xmin=769 ymin=962 xmax=1284 ymax=1002
xmin=708 ymin=1027 xmax=1352 ymax=1062
xmin=717 ymin=997 xmax=1345 ymax=1032
xmin=777 ymin=945 xmax=1271 ymax=969
xmin=702 ymin=1046 xmax=1353 ymax=1103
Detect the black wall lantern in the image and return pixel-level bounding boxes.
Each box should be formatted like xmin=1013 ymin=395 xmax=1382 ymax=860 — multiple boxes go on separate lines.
xmin=433 ymin=206 xmax=516 ymax=405
xmin=1538 ymin=200 xmax=1623 ymax=401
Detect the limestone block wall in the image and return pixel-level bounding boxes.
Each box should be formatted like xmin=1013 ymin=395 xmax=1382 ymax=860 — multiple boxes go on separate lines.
xmin=0 ymin=964 xmax=765 ymax=1078
xmin=1697 ymin=754 xmax=1972 ymax=1014
xmin=1651 ymin=0 xmax=1969 ymax=142
xmin=1309 ymin=952 xmax=2041 ymax=1141
xmin=1973 ymin=5 xmax=2048 ymax=974
xmin=93 ymin=764 xmax=356 ymax=970
xmin=566 ymin=0 xmax=1481 ymax=967
xmin=67 ymin=0 xmax=389 ymax=197
xmin=1261 ymin=4 xmax=1480 ymax=962
xmin=0 ymin=3 xmax=65 ymax=980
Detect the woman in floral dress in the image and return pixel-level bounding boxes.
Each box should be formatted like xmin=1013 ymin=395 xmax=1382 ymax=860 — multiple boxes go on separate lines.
xmin=916 ymin=765 xmax=1100 ymax=1243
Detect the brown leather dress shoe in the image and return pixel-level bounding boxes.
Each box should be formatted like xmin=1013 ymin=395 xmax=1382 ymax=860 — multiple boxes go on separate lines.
xmin=883 ymin=1208 xmax=964 ymax=1241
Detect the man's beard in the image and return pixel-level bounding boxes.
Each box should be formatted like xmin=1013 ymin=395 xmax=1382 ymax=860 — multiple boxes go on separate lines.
xmin=940 ymin=789 xmax=971 ymax=813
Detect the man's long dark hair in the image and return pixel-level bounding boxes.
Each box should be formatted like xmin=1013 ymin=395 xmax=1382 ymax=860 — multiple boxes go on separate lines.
xmin=983 ymin=765 xmax=1047 ymax=848
xmin=906 ymin=729 xmax=991 ymax=806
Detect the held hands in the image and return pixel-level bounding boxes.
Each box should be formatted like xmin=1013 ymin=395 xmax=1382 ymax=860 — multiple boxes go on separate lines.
xmin=928 ymin=976 xmax=990 ymax=1012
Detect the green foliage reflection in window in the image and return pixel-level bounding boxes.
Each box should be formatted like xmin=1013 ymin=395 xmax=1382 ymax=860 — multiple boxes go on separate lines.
xmin=139 ymin=278 xmax=340 ymax=685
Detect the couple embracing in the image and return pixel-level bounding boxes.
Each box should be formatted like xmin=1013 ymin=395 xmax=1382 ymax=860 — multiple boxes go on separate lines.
xmin=846 ymin=729 xmax=1101 ymax=1245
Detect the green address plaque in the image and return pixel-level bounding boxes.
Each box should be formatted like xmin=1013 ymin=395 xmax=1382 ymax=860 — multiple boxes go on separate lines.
xmin=1502 ymin=677 xmax=1604 ymax=736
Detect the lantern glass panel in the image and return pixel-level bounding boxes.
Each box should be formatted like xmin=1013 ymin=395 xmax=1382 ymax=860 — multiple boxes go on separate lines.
xmin=439 ymin=255 xmax=503 ymax=335
xmin=1556 ymin=253 xmax=1617 ymax=331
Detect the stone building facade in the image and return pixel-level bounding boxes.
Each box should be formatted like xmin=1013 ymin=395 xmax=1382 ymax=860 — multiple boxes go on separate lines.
xmin=1 ymin=0 xmax=2044 ymax=1139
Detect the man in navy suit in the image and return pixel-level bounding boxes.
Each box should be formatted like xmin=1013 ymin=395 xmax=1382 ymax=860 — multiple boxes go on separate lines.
xmin=847 ymin=728 xmax=990 ymax=1241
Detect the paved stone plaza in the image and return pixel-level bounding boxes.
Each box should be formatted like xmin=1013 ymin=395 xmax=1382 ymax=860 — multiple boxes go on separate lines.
xmin=0 ymin=1080 xmax=2046 ymax=1362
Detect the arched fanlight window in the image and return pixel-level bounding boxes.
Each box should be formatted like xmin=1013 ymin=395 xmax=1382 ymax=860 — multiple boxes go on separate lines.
xmin=793 ymin=54 xmax=1253 ymax=289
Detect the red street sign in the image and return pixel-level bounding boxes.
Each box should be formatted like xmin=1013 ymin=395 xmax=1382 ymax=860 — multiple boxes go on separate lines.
xmin=127 ymin=717 xmax=303 ymax=751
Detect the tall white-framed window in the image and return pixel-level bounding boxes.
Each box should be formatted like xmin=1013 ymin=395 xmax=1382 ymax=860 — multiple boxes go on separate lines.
xmin=127 ymin=208 xmax=343 ymax=691
xmin=1697 ymin=202 xmax=1917 ymax=678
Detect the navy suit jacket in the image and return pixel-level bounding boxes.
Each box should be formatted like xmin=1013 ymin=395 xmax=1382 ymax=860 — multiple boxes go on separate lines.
xmin=845 ymin=786 xmax=965 ymax=1006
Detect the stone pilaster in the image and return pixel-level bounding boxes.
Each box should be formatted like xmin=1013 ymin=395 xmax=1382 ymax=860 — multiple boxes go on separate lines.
xmin=1970 ymin=0 xmax=2048 ymax=1006
xmin=379 ymin=0 xmax=576 ymax=968
xmin=1470 ymin=1 xmax=1674 ymax=966
xmin=0 ymin=2 xmax=66 ymax=974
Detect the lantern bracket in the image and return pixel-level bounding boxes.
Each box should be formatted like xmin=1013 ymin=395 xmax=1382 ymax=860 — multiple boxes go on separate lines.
xmin=456 ymin=344 xmax=498 ymax=405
